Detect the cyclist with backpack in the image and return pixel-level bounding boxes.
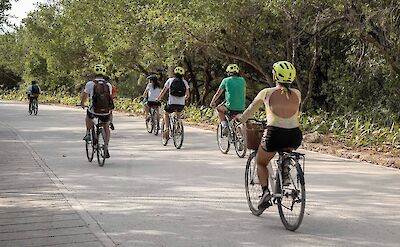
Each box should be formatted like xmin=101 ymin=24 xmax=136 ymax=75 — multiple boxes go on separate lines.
xmin=80 ymin=64 xmax=113 ymax=158
xmin=156 ymin=66 xmax=190 ymax=139
xmin=27 ymin=80 xmax=41 ymax=111
xmin=210 ymin=64 xmax=246 ymax=136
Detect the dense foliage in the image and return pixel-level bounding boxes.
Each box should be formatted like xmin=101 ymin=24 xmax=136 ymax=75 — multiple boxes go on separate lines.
xmin=0 ymin=0 xmax=399 ymax=143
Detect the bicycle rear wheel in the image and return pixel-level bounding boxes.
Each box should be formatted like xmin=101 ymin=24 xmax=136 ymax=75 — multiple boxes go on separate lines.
xmin=173 ymin=119 xmax=184 ymax=149
xmin=217 ymin=123 xmax=230 ymax=154
xmin=96 ymin=127 xmax=106 ymax=167
xmin=161 ymin=119 xmax=169 ymax=146
xmin=245 ymin=151 xmax=264 ymax=216
xmin=277 ymin=158 xmax=305 ymax=231
xmin=234 ymin=124 xmax=246 ymax=158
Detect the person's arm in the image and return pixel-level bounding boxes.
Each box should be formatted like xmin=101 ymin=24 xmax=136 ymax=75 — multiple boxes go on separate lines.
xmin=210 ymin=88 xmax=223 ymax=108
xmin=80 ymin=92 xmax=88 ymax=108
xmin=81 ymin=82 xmax=90 ymax=108
xmin=184 ymin=79 xmax=190 ymax=100
xmin=237 ymin=89 xmax=266 ymax=123
xmin=142 ymin=84 xmax=149 ymax=98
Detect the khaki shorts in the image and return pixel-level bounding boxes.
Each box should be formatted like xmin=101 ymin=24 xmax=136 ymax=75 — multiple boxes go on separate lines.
xmin=216 ymin=103 xmax=243 ymax=117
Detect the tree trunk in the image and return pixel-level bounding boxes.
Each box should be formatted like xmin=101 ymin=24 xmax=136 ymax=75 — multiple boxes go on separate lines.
xmin=184 ymin=56 xmax=200 ymax=104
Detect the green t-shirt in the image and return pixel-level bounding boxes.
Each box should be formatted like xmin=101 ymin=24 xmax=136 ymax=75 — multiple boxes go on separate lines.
xmin=220 ymin=76 xmax=246 ymax=111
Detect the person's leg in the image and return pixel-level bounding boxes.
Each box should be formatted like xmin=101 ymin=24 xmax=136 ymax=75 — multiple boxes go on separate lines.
xmin=85 ymin=115 xmax=93 ymax=132
xmin=104 ymin=123 xmax=110 ymax=146
xmin=109 ymin=111 xmax=115 ymax=130
xmin=256 ymin=145 xmax=276 ymax=209
xmin=256 ymin=146 xmax=276 ymax=187
xmin=83 ymin=111 xmax=94 ymax=141
xmin=216 ymin=104 xmax=227 ymax=124
xmin=144 ymin=104 xmax=150 ymax=118
xmin=164 ymin=111 xmax=170 ymax=130
xmin=28 ymin=96 xmax=33 ymax=110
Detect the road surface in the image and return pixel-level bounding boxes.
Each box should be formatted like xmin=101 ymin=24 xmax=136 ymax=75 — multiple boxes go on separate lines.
xmin=0 ymin=101 xmax=399 ymax=247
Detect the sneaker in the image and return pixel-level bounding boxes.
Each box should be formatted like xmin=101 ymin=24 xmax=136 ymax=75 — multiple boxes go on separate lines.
xmin=110 ymin=123 xmax=115 ymax=130
xmin=258 ymin=189 xmax=272 ymax=210
xmin=104 ymin=148 xmax=110 ymax=159
xmin=83 ymin=133 xmax=91 ymax=142
xmin=222 ymin=126 xmax=229 ymax=137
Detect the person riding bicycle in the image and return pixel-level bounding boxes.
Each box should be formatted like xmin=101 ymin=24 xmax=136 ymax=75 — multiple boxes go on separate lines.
xmin=142 ymin=74 xmax=162 ymax=121
xmin=80 ymin=64 xmax=113 ymax=158
xmin=156 ymin=66 xmax=190 ymax=139
xmin=27 ymin=80 xmax=41 ymax=111
xmin=237 ymin=61 xmax=302 ymax=210
xmin=210 ymin=64 xmax=246 ymax=136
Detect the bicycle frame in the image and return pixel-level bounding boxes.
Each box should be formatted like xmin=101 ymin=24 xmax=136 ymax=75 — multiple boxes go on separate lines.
xmin=267 ymin=160 xmax=283 ymax=199
xmin=268 ymin=152 xmax=305 ymax=200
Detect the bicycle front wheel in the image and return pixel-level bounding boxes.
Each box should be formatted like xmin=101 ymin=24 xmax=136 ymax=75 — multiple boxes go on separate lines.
xmin=234 ymin=124 xmax=247 ymax=158
xmin=173 ymin=119 xmax=184 ymax=149
xmin=96 ymin=127 xmax=106 ymax=167
xmin=153 ymin=110 xmax=160 ymax=136
xmin=146 ymin=113 xmax=153 ymax=133
xmin=161 ymin=119 xmax=169 ymax=146
xmin=277 ymin=158 xmax=305 ymax=231
xmin=217 ymin=123 xmax=230 ymax=154
xmin=245 ymin=151 xmax=264 ymax=216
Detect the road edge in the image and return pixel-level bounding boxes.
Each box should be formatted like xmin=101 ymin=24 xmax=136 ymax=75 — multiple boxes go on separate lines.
xmin=3 ymin=122 xmax=117 ymax=247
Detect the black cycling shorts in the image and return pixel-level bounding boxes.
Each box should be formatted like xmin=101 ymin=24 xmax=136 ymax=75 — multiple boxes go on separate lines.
xmin=261 ymin=126 xmax=302 ymax=152
xmin=164 ymin=104 xmax=184 ymax=113
xmin=87 ymin=110 xmax=110 ymax=123
xmin=147 ymin=101 xmax=161 ymax=108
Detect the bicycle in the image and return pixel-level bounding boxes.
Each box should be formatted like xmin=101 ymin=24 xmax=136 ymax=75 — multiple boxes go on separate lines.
xmin=216 ymin=112 xmax=246 ymax=158
xmin=145 ymin=105 xmax=160 ymax=135
xmin=161 ymin=111 xmax=184 ymax=149
xmin=83 ymin=110 xmax=110 ymax=167
xmin=29 ymin=97 xmax=38 ymax=115
xmin=244 ymin=119 xmax=306 ymax=231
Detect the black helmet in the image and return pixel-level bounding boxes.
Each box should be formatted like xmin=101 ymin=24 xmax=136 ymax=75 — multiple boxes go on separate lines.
xmin=146 ymin=74 xmax=158 ymax=81
xmin=31 ymin=80 xmax=37 ymax=84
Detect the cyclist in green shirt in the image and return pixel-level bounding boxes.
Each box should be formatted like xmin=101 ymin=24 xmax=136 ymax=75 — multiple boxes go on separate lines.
xmin=210 ymin=64 xmax=246 ymax=136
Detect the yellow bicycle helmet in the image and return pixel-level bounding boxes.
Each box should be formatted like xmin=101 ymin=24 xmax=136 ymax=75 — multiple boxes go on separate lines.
xmin=272 ymin=61 xmax=296 ymax=83
xmin=226 ymin=64 xmax=239 ymax=74
xmin=174 ymin=66 xmax=185 ymax=76
xmin=94 ymin=64 xmax=107 ymax=76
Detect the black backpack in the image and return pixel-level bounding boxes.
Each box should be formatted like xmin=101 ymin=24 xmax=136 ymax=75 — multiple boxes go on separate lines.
xmin=92 ymin=80 xmax=113 ymax=114
xmin=169 ymin=78 xmax=186 ymax=97
xmin=31 ymin=85 xmax=40 ymax=94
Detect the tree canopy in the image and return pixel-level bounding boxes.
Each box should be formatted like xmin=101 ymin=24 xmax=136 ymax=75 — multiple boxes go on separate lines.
xmin=0 ymin=0 xmax=399 ymax=119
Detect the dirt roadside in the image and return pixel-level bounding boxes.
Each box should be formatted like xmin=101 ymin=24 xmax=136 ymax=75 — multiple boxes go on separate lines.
xmin=183 ymin=121 xmax=400 ymax=169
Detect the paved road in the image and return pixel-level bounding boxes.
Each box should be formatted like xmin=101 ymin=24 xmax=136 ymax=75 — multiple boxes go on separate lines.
xmin=1 ymin=101 xmax=399 ymax=247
